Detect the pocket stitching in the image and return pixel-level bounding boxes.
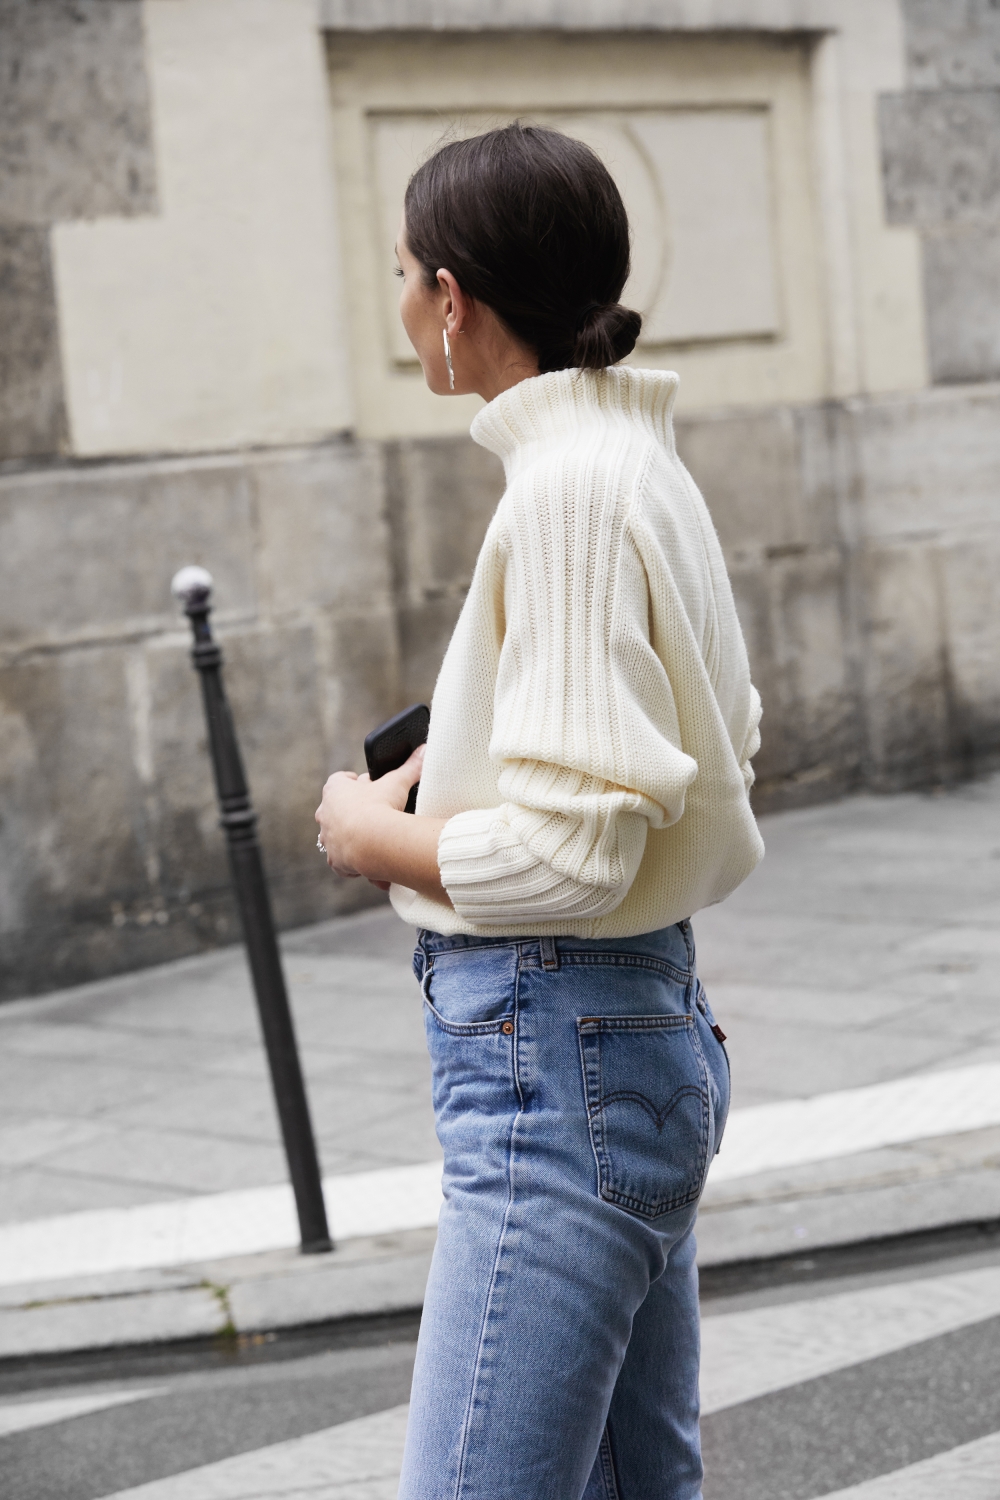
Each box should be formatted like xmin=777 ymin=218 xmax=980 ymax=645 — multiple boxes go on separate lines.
xmin=561 ymin=952 xmax=691 ymax=984
xmin=578 ymin=1014 xmax=711 ymax=1219
xmin=580 ymin=1014 xmax=691 ymax=1033
xmin=422 ymin=992 xmax=510 ymax=1037
xmin=421 ymin=960 xmax=514 ymax=1036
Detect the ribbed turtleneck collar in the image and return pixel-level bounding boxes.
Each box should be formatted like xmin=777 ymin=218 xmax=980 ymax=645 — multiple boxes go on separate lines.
xmin=469 ymin=366 xmax=679 ymax=478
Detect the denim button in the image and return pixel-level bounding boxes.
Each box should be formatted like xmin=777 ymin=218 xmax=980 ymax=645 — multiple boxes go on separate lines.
xmin=501 ymin=1021 xmax=514 ymax=1035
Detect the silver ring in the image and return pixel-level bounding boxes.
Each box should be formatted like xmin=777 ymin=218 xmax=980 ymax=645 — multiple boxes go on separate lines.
xmin=316 ymin=834 xmax=327 ymax=855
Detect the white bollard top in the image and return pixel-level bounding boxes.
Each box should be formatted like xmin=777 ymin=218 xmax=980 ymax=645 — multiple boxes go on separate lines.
xmin=170 ymin=565 xmax=214 ymax=606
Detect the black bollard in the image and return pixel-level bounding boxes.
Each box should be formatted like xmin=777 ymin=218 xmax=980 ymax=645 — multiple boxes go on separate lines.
xmin=171 ymin=566 xmax=332 ymax=1254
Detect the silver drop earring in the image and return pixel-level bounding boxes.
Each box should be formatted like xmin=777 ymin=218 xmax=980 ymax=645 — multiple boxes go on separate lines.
xmin=443 ymin=328 xmax=455 ymax=391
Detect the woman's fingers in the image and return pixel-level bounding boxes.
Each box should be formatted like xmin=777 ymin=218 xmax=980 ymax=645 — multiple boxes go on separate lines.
xmin=377 ymin=744 xmax=426 ymax=807
xmin=314 ymin=745 xmax=427 ymax=883
xmin=315 ymin=770 xmax=367 ymax=876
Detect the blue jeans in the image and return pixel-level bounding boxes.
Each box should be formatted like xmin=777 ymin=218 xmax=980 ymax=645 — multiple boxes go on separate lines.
xmin=398 ymin=922 xmax=730 ymax=1500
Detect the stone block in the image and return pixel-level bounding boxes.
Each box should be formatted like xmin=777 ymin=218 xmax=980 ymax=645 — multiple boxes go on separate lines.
xmin=320 ymin=606 xmax=401 ymax=772
xmin=396 ymin=596 xmax=466 ymax=708
xmin=849 ymin=381 xmax=1000 ymax=539
xmin=936 ymin=534 xmax=1000 ymax=765
xmin=880 ymin=88 xmax=1000 ymax=229
xmin=902 ymin=0 xmax=1000 ymax=90
xmin=253 ymin=441 xmax=393 ymax=617
xmin=218 ymin=625 xmax=330 ymax=870
xmin=793 ymin=400 xmax=853 ymax=550
xmin=107 ymin=1070 xmax=283 ymax=1147
xmin=0 ymin=0 xmax=156 ymax=225
xmin=385 ymin=435 xmax=503 ymax=607
xmin=0 ymin=641 xmax=234 ymax=998
xmin=0 ymin=457 xmax=257 ymax=646
xmin=732 ymin=550 xmax=860 ymax=810
xmin=140 ymin=637 xmax=225 ymax=886
xmin=858 ymin=541 xmax=951 ymax=788
xmin=762 ymin=553 xmax=860 ymax=805
xmin=923 ymin=226 xmax=1000 ymax=382
xmin=380 ymin=434 xmax=502 ymax=711
xmin=0 ymin=1049 xmax=165 ymax=1121
xmin=0 ymin=646 xmax=145 ymax=931
xmin=0 ymin=225 xmax=67 ymax=460
xmin=676 ymin=406 xmax=806 ymax=561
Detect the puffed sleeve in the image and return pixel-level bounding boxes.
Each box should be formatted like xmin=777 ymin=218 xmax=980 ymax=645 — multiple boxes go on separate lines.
xmin=436 ymin=479 xmax=699 ymax=925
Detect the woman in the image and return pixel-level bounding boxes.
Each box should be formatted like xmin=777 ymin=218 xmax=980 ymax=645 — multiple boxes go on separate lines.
xmin=316 ymin=124 xmax=763 ymax=1500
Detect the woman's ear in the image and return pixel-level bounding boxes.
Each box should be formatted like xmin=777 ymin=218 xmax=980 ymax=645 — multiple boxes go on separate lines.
xmin=437 ymin=269 xmax=470 ymax=336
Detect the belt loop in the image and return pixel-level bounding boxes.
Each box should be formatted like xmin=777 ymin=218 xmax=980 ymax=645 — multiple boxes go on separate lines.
xmin=540 ymin=935 xmax=559 ymax=971
xmin=680 ymin=918 xmax=695 ymax=973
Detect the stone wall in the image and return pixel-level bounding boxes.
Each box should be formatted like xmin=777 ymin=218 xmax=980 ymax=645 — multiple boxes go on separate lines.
xmin=0 ymin=0 xmax=156 ymax=459
xmin=879 ymin=1 xmax=1000 ymax=381
xmin=680 ymin=384 xmax=1000 ymax=804
xmin=0 ymin=442 xmax=399 ymax=999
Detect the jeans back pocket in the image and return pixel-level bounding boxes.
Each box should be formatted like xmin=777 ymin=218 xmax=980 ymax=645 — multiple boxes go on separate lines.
xmin=577 ymin=1014 xmax=711 ymax=1219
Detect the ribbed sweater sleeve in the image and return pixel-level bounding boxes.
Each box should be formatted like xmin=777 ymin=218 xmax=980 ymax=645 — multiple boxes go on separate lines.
xmin=436 ymin=461 xmax=699 ymax=925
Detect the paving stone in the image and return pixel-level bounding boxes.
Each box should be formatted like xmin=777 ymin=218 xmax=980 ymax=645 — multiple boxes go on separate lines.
xmin=0 ymin=1168 xmax=170 ymax=1228
xmin=41 ymin=1127 xmax=290 ymax=1197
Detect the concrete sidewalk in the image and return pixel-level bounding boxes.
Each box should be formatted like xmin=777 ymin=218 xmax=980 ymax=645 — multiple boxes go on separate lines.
xmin=2 ymin=775 xmax=999 ymax=1360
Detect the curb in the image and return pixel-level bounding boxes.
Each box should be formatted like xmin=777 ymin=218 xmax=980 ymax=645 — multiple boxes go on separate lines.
xmin=0 ymin=1227 xmax=435 ymax=1366
xmin=0 ymin=1307 xmax=425 ymax=1397
xmin=4 ymin=1216 xmax=1000 ymax=1396
xmin=4 ymin=1204 xmax=1000 ymax=1383
xmin=698 ymin=1212 xmax=1000 ymax=1299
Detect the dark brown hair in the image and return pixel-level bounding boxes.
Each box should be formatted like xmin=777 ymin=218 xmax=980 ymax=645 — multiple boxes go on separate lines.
xmin=403 ymin=123 xmax=642 ymax=374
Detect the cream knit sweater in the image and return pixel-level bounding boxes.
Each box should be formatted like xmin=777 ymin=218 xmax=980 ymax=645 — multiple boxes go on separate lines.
xmin=390 ymin=366 xmax=763 ymax=938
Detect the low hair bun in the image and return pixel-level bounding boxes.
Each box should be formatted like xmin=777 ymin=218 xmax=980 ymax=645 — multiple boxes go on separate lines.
xmin=405 ymin=125 xmax=643 ymax=375
xmin=571 ymin=302 xmax=642 ymax=371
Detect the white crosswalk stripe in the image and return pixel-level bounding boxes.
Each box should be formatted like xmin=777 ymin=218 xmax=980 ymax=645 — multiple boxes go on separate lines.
xmin=3 ymin=1062 xmax=1000 ymax=1288
xmin=814 ymin=1428 xmax=1000 ymax=1498
xmin=0 ymin=1388 xmax=163 ymax=1438
xmin=99 ymin=1404 xmax=410 ymax=1500
xmin=708 ymin=1061 xmax=1000 ymax=1183
xmin=700 ymin=1262 xmax=1000 ymax=1413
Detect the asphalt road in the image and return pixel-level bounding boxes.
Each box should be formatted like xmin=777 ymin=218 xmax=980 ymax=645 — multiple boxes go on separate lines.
xmin=4 ymin=1245 xmax=1000 ymax=1500
xmin=1 ymin=1322 xmax=419 ymax=1500
xmin=701 ymin=1313 xmax=1000 ymax=1499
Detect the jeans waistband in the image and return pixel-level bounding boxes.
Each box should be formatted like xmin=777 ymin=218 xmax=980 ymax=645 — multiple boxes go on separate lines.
xmin=416 ymin=922 xmax=695 ymax=976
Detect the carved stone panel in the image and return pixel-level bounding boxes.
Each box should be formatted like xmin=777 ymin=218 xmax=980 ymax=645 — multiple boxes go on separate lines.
xmin=370 ymin=106 xmax=780 ymax=367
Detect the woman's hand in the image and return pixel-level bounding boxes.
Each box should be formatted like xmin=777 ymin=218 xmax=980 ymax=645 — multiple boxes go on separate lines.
xmin=316 ymin=746 xmax=423 ymax=881
xmin=315 ymin=746 xmax=451 ymax=906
